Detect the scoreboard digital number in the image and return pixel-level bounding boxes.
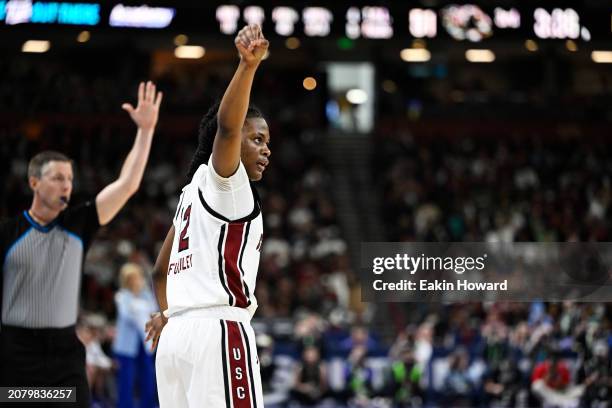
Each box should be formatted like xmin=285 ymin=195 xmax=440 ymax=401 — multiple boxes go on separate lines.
xmin=534 ymin=8 xmax=581 ymax=39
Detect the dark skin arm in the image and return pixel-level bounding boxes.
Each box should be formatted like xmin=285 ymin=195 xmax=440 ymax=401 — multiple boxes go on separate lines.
xmin=144 ymin=225 xmax=174 ymax=350
xmin=152 ymin=225 xmax=173 ymax=311
xmin=212 ymin=24 xmax=269 ymax=177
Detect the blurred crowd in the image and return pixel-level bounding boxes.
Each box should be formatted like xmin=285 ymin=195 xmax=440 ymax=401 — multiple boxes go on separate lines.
xmin=375 ymin=124 xmax=611 ymax=243
xmin=376 ymin=59 xmax=612 ymax=122
xmin=77 ymin=300 xmax=611 ymax=407
xmin=1 ymin=53 xmax=611 ymax=407
xmin=367 ymin=121 xmax=611 ymax=407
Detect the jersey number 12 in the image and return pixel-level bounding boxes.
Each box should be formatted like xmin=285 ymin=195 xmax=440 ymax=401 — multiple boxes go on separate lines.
xmin=178 ymin=204 xmax=192 ymax=252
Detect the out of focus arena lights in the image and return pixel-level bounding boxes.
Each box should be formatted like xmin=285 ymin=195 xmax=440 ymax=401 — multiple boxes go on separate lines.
xmin=346 ymin=88 xmax=368 ymax=105
xmin=466 ymin=49 xmax=496 ymax=63
xmin=76 ymin=30 xmax=89 ymax=43
xmin=302 ymin=77 xmax=317 ymax=91
xmin=400 ymin=48 xmax=431 ymax=62
xmin=591 ymin=51 xmax=612 ymax=63
xmin=22 ymin=39 xmax=50 ymax=53
xmin=174 ymin=45 xmax=205 ymax=59
xmin=524 ymin=39 xmax=538 ymax=52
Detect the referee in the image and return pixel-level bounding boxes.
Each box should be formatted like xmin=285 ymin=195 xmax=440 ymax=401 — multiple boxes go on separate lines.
xmin=0 ymin=81 xmax=162 ymax=407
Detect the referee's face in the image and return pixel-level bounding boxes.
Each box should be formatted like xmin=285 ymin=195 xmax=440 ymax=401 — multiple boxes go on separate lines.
xmin=34 ymin=161 xmax=74 ymax=211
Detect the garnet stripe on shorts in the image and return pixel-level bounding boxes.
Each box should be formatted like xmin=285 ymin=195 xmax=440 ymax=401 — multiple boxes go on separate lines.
xmin=222 ymin=320 xmax=253 ymax=408
xmin=223 ymin=223 xmax=249 ymax=308
xmin=220 ymin=320 xmax=231 ymax=408
xmin=239 ymin=322 xmax=258 ymax=408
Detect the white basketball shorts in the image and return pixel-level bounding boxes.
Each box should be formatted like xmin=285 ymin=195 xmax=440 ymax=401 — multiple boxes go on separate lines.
xmin=156 ymin=307 xmax=263 ymax=408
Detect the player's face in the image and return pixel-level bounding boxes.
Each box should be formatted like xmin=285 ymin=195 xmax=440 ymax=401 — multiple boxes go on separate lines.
xmin=31 ymin=160 xmax=73 ymax=212
xmin=241 ymin=117 xmax=271 ymax=181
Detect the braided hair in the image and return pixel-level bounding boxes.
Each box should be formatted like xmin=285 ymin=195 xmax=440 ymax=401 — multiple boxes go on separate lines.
xmin=186 ymin=101 xmax=264 ymax=180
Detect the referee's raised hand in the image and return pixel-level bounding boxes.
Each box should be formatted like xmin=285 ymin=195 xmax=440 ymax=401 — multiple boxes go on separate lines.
xmin=122 ymin=81 xmax=163 ymax=132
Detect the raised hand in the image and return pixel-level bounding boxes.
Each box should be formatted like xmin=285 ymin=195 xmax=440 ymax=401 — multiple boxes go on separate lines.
xmin=234 ymin=24 xmax=269 ymax=67
xmin=122 ymin=81 xmax=163 ymax=131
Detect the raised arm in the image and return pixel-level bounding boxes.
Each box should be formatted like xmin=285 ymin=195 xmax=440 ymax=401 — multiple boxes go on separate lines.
xmin=212 ymin=24 xmax=269 ymax=177
xmin=95 ymin=81 xmax=163 ymax=225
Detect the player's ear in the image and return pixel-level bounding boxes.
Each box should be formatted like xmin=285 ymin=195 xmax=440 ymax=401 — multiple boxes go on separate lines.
xmin=28 ymin=176 xmax=39 ymax=191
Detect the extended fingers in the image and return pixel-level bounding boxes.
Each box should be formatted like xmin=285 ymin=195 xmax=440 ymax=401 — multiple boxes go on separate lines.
xmin=121 ymin=103 xmax=135 ymax=115
xmin=147 ymin=81 xmax=155 ymax=103
xmin=137 ymin=81 xmax=144 ymax=105
xmin=152 ymin=335 xmax=160 ymax=351
xmin=142 ymin=81 xmax=156 ymax=104
xmin=135 ymin=81 xmax=162 ymax=107
xmin=154 ymin=91 xmax=163 ymax=109
xmin=145 ymin=325 xmax=161 ymax=342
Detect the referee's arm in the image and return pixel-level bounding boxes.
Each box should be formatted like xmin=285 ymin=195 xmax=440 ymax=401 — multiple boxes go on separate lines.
xmin=96 ymin=81 xmax=163 ymax=225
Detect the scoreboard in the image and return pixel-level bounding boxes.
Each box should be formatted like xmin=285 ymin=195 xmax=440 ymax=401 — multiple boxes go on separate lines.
xmin=212 ymin=3 xmax=608 ymax=42
xmin=0 ymin=1 xmax=610 ymax=43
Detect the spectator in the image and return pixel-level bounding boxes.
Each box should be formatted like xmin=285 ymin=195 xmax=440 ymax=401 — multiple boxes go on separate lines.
xmin=443 ymin=348 xmax=475 ymax=406
xmin=530 ymin=346 xmax=584 ymax=407
xmin=290 ymin=346 xmax=328 ymax=406
xmin=344 ymin=345 xmax=373 ymax=407
xmin=388 ymin=348 xmax=423 ymax=407
xmin=483 ymin=358 xmax=525 ymax=407
xmin=579 ymin=340 xmax=611 ymax=407
xmin=76 ymin=314 xmax=113 ymax=406
xmin=341 ymin=326 xmax=378 ymax=356
xmin=112 ymin=263 xmax=157 ymax=408
xmin=257 ymin=333 xmax=277 ymax=394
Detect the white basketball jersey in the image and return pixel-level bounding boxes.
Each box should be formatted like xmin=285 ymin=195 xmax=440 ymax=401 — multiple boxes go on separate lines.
xmin=165 ymin=163 xmax=263 ymax=317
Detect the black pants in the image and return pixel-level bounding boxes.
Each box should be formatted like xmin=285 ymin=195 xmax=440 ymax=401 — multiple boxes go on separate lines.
xmin=0 ymin=325 xmax=90 ymax=407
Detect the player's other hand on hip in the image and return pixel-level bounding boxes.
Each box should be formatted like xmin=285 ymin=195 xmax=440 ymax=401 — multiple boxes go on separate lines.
xmin=145 ymin=311 xmax=168 ymax=351
xmin=122 ymin=81 xmax=163 ymax=132
xmin=235 ymin=24 xmax=269 ymax=67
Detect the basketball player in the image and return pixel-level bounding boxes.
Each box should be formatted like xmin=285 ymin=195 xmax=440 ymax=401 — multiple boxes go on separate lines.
xmin=0 ymin=81 xmax=162 ymax=407
xmin=148 ymin=25 xmax=270 ymax=407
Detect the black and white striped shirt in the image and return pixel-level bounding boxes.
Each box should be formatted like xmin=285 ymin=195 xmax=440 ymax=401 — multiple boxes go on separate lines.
xmin=0 ymin=201 xmax=99 ymax=328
